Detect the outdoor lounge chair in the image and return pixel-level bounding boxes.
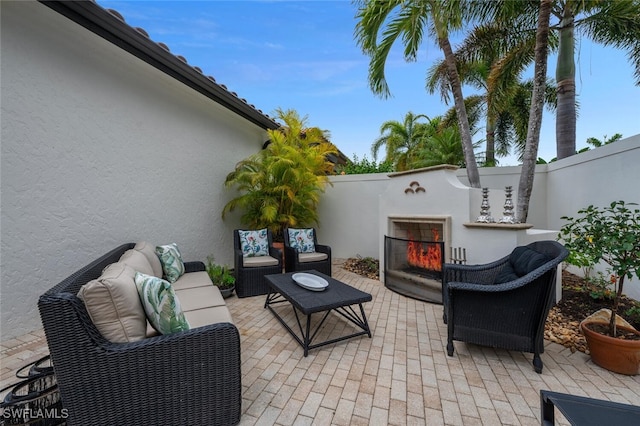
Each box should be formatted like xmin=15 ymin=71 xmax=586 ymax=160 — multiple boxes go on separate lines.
xmin=234 ymin=228 xmax=283 ymax=297
xmin=442 ymin=240 xmax=568 ymax=373
xmin=283 ymin=227 xmax=332 ymax=276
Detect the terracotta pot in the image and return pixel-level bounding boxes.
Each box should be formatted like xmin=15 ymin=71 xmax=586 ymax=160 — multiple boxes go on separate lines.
xmin=580 ymin=320 xmax=640 ymax=375
xmin=273 ymin=241 xmax=285 ymax=264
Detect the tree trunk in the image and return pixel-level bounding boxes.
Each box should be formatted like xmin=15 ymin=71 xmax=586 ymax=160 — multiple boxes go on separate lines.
xmin=485 ymin=113 xmax=496 ymax=166
xmin=517 ymin=0 xmax=552 ymax=223
xmin=555 ymin=4 xmax=576 ymax=159
xmin=437 ymin=32 xmax=481 ymax=188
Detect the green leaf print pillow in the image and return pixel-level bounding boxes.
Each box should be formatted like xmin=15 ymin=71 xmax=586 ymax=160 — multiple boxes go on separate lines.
xmin=155 ymin=243 xmax=185 ymax=283
xmin=134 ymin=272 xmax=190 ymax=334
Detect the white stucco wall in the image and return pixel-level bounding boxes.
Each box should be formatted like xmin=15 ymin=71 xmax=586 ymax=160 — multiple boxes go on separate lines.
xmin=318 ymin=136 xmax=639 ymax=299
xmin=317 ymin=173 xmax=390 ymax=259
xmin=1 ymin=1 xmax=267 ymax=339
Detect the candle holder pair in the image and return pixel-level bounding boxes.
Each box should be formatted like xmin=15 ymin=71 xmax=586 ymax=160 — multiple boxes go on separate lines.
xmin=476 ymin=186 xmax=517 ymax=224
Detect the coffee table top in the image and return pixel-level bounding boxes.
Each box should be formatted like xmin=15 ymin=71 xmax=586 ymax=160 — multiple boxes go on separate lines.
xmin=265 ymin=271 xmax=372 ymax=314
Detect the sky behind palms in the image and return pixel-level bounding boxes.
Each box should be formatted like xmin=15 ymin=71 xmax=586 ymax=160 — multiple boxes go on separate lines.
xmin=98 ymin=0 xmax=639 ymax=165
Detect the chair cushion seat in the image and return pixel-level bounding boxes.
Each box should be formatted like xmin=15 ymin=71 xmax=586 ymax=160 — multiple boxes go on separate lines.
xmin=243 ymin=255 xmax=279 ymax=268
xmin=298 ymin=252 xmax=328 ymax=263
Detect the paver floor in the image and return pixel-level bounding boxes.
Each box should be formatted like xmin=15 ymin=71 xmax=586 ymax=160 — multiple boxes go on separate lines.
xmin=2 ymin=260 xmax=639 ymax=425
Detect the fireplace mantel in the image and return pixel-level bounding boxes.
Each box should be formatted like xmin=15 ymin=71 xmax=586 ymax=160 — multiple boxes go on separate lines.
xmin=463 ymin=222 xmax=534 ymax=230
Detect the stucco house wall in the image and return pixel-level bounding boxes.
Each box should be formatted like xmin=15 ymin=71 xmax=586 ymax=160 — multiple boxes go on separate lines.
xmin=1 ymin=1 xmax=268 ymax=339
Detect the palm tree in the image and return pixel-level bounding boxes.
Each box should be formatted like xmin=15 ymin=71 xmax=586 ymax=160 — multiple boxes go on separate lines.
xmin=354 ymin=0 xmax=481 ymax=188
xmin=371 ymin=112 xmax=432 ymax=171
xmin=585 ymin=133 xmax=623 ymax=148
xmin=551 ymin=0 xmax=640 ymax=159
xmin=516 ymin=0 xmax=553 ymax=223
xmin=222 ymin=108 xmax=337 ymax=240
xmin=426 ymin=24 xmax=557 ymax=165
xmin=411 ymin=125 xmax=469 ymax=168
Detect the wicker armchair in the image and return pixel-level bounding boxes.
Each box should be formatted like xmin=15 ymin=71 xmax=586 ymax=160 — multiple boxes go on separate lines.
xmin=283 ymin=228 xmax=332 ymax=276
xmin=38 ymin=244 xmax=242 ymax=425
xmin=442 ymin=240 xmax=568 ymax=373
xmin=233 ymin=229 xmax=283 ymax=297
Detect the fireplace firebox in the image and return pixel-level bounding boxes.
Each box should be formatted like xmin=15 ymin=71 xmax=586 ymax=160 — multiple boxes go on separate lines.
xmin=384 ymin=235 xmax=445 ymax=303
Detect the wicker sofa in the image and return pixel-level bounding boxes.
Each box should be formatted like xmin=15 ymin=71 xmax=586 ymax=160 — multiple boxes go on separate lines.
xmin=442 ymin=240 xmax=568 ymax=373
xmin=38 ymin=243 xmax=241 ymax=425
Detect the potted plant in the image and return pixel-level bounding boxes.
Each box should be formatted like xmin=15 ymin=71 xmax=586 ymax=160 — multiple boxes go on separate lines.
xmin=221 ymin=108 xmax=337 ymax=245
xmin=559 ymin=200 xmax=640 ymax=374
xmin=206 ymin=256 xmax=236 ymax=298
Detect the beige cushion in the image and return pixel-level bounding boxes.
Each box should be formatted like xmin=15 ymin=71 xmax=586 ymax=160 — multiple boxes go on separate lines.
xmin=119 ymin=249 xmax=154 ymax=276
xmin=184 ymin=306 xmax=233 ymax=328
xmin=298 ymin=252 xmax=328 ymax=263
xmin=133 ymin=241 xmax=163 ymax=277
xmin=78 ymin=262 xmax=147 ymax=343
xmin=172 ymin=271 xmax=213 ymax=290
xmin=175 ymin=284 xmax=233 ymax=328
xmin=174 ymin=285 xmax=226 ymax=311
xmin=242 ymin=255 xmax=279 ymax=268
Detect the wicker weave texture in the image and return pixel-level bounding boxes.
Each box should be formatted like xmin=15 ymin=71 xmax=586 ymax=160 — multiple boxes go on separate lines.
xmin=442 ymin=240 xmax=568 ymax=373
xmin=283 ymin=227 xmax=332 ymax=277
xmin=38 ymin=244 xmax=242 ymax=425
xmin=233 ymin=229 xmax=283 ymax=297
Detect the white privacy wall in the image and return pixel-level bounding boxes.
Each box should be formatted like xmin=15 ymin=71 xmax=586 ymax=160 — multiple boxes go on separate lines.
xmin=318 ymin=136 xmax=640 ymax=299
xmin=1 ymin=1 xmax=267 ymax=339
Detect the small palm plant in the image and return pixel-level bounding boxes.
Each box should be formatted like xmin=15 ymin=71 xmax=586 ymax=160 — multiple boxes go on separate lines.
xmin=222 ymin=108 xmax=337 ymax=240
xmin=559 ymin=201 xmax=640 ymax=337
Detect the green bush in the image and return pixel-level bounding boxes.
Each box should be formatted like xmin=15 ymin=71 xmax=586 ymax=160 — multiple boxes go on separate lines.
xmin=337 ymin=154 xmax=394 ymax=174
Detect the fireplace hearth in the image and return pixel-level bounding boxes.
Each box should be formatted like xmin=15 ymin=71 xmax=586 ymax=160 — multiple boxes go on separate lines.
xmin=384 ymin=235 xmax=445 ymax=303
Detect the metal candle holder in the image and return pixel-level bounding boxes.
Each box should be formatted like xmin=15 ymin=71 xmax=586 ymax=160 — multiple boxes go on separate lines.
xmin=476 ymin=187 xmax=495 ymax=223
xmin=499 ymin=186 xmax=517 ymax=224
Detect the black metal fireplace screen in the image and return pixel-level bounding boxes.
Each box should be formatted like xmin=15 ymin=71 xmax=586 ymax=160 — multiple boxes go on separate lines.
xmin=384 ymin=235 xmax=445 ymax=304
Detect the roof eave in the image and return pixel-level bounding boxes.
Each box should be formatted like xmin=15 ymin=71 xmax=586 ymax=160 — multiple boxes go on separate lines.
xmin=39 ymin=0 xmax=280 ymax=130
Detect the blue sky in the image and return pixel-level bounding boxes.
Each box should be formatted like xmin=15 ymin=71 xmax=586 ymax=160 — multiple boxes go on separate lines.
xmin=98 ymin=0 xmax=639 ymax=165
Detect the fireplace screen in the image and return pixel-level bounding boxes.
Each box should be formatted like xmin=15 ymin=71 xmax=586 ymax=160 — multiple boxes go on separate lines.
xmin=384 ymin=235 xmax=445 ymax=303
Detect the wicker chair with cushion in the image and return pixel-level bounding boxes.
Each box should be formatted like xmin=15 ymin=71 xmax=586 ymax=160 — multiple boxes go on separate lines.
xmin=283 ymin=228 xmax=332 ymax=276
xmin=38 ymin=243 xmax=242 ymax=425
xmin=234 ymin=229 xmax=283 ymax=297
xmin=442 ymin=240 xmax=568 ymax=373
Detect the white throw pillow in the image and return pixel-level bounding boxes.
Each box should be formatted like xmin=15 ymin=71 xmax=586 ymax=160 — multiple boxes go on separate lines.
xmin=238 ymin=229 xmax=269 ymax=257
xmin=155 ymin=243 xmax=185 ymax=283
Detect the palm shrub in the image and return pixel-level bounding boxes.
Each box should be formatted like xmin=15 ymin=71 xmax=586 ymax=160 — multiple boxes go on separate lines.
xmin=559 ymin=201 xmax=640 ymax=337
xmin=222 ymin=108 xmax=336 ymax=240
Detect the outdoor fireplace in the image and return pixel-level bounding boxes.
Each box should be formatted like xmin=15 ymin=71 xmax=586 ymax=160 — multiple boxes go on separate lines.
xmin=384 ymin=229 xmax=445 ymax=304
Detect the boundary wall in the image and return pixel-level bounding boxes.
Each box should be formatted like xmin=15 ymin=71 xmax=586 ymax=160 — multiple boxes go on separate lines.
xmin=318 ymin=135 xmax=640 ymax=299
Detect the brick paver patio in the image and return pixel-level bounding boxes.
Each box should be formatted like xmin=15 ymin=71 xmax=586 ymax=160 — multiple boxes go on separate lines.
xmin=2 ymin=260 xmax=639 ymax=425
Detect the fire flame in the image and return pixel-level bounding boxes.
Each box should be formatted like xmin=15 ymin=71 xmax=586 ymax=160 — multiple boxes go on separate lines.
xmin=407 ymin=229 xmax=442 ymax=271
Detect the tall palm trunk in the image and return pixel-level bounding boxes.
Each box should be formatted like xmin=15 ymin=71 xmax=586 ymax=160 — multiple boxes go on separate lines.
xmin=555 ymin=3 xmax=576 ymax=159
xmin=485 ymin=99 xmax=497 ymax=166
xmin=517 ymin=0 xmax=552 ymax=222
xmin=435 ymin=17 xmax=480 ymax=188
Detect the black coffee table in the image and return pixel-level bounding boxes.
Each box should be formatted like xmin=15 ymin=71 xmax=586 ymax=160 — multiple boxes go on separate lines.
xmin=264 ymin=270 xmax=372 ymax=356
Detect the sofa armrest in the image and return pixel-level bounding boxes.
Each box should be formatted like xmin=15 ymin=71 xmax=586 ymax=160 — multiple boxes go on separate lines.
xmin=52 ymin=320 xmax=241 ymax=425
xmin=184 ymin=260 xmax=205 ymax=273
